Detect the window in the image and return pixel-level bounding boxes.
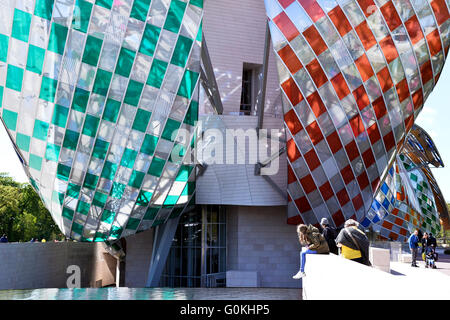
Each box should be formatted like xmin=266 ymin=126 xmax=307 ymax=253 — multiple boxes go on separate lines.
xmin=240 ymin=63 xmax=262 ymax=116
xmin=160 ymin=205 xmax=226 ymax=288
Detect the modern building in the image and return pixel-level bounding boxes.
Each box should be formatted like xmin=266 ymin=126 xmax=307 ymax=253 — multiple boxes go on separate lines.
xmin=0 ymin=0 xmax=449 ymax=289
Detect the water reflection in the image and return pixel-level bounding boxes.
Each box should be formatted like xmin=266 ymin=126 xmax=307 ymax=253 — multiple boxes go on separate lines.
xmin=0 ymin=287 xmax=300 ymax=300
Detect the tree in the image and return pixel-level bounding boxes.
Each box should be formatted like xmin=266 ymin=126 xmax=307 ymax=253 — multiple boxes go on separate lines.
xmin=0 ymin=173 xmax=63 ymax=242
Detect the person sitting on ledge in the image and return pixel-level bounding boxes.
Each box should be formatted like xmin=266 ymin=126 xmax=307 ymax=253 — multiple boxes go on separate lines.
xmin=293 ymin=224 xmax=330 ymax=279
xmin=336 ymin=219 xmax=371 ymax=266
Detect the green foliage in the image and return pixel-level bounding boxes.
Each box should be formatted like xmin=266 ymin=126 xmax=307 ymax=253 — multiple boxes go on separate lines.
xmin=0 ymin=172 xmax=63 ymax=242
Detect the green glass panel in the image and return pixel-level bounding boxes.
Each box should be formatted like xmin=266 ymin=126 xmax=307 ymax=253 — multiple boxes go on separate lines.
xmin=34 ymin=0 xmax=55 ymax=20
xmin=140 ymin=134 xmax=158 ymax=155
xmin=67 ymin=183 xmax=81 ymax=199
xmin=92 ymin=69 xmax=112 ymax=96
xmin=82 ymin=114 xmax=100 ymax=137
xmin=51 ymin=104 xmax=69 ymax=128
xmin=48 ymin=23 xmax=68 ymax=55
xmin=62 ymin=207 xmax=74 ymax=220
xmin=164 ymin=195 xmax=179 ymax=205
xmin=123 ymin=80 xmax=144 ymax=106
xmin=0 ymin=34 xmax=9 ymax=63
xmin=82 ymin=35 xmax=103 ymax=66
xmin=45 ymin=143 xmax=61 ymax=162
xmin=6 ymin=64 xmax=24 ymax=92
xmin=33 ymin=120 xmax=49 ymax=141
xmin=146 ymin=59 xmax=168 ymax=88
xmin=30 ymin=153 xmax=42 ymax=171
xmin=130 ymin=0 xmax=151 ymax=21
xmin=4 ymin=110 xmax=17 ymax=132
xmin=120 ymin=148 xmax=138 ymax=169
xmin=57 ymin=164 xmax=71 ymax=181
xmin=177 ymin=70 xmax=199 ymax=99
xmin=148 ymin=157 xmax=165 ymax=177
xmin=84 ymin=173 xmax=99 ymax=190
xmin=144 ymin=207 xmax=159 ymax=220
xmin=71 ymin=222 xmax=84 ymax=234
xmin=95 ymin=0 xmax=113 ymax=10
xmin=169 ymin=206 xmax=184 ymax=219
xmin=101 ymin=161 xmax=117 ymax=180
xmin=161 ymin=118 xmax=181 ymax=141
xmin=139 ymin=24 xmax=161 ymax=56
xmin=132 ymin=109 xmax=151 ymax=132
xmin=190 ymin=0 xmax=203 ymax=8
xmin=184 ymin=100 xmax=198 ymax=126
xmin=101 ymin=210 xmax=115 ymax=223
xmin=12 ymin=9 xmax=31 ymax=42
xmin=40 ymin=77 xmax=58 ymax=102
xmin=126 ymin=218 xmax=140 ymax=230
xmin=175 ymin=165 xmax=193 ymax=182
xmin=26 ymin=45 xmax=44 ymax=74
xmin=110 ymin=182 xmax=126 ymax=199
xmin=93 ymin=191 xmax=108 ymax=207
xmin=163 ymin=0 xmax=187 ymax=33
xmin=92 ymin=139 xmax=110 ymax=159
xmin=171 ymin=35 xmax=193 ymax=67
xmin=72 ymin=87 xmax=90 ymax=113
xmin=16 ymin=133 xmax=31 ymax=152
xmin=72 ymin=0 xmax=93 ymax=33
xmin=103 ymin=98 xmax=122 ymax=123
xmin=129 ymin=170 xmax=145 ymax=188
xmin=115 ymin=47 xmax=136 ymax=78
xmin=109 ymin=226 xmax=123 ymax=239
xmin=63 ymin=130 xmax=80 ymax=150
xmin=76 ymin=201 xmax=90 ymax=215
xmin=137 ymin=190 xmax=153 ymax=206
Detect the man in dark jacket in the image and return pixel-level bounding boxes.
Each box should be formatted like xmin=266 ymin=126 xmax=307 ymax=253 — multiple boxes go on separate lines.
xmin=320 ymin=218 xmax=338 ymax=255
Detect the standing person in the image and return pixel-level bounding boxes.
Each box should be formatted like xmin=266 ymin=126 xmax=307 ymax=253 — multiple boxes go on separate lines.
xmin=408 ymin=229 xmax=420 ymax=267
xmin=320 ymin=218 xmax=338 ymax=255
xmin=428 ymin=233 xmax=437 ymax=249
xmin=0 ymin=234 xmax=8 ymax=243
xmin=336 ymin=219 xmax=371 ymax=266
xmin=421 ymin=232 xmax=429 ymax=262
xmin=292 ymin=224 xmax=330 ymax=279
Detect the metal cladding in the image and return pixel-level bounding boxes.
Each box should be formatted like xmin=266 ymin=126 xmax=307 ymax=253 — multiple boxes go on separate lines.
xmin=362 ymin=125 xmax=449 ymax=240
xmin=0 ymin=0 xmax=202 ymax=241
xmin=264 ymin=0 xmax=450 ymax=228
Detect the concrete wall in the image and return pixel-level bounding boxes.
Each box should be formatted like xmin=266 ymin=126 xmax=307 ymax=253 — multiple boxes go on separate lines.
xmin=226 ymin=205 xmax=301 ymax=288
xmin=0 ymin=242 xmax=116 ymax=290
xmin=124 ymin=228 xmax=154 ymax=287
xmin=202 ymin=0 xmax=282 ymax=117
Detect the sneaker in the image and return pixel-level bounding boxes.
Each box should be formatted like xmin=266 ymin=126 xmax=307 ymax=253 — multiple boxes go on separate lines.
xmin=412 ymin=264 xmax=419 ymax=267
xmin=292 ymin=271 xmax=306 ymax=279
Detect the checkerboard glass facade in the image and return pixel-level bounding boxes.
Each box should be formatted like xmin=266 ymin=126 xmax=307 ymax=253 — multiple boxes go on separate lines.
xmin=0 ymin=0 xmax=202 ymax=241
xmin=265 ymin=0 xmax=450 ymax=228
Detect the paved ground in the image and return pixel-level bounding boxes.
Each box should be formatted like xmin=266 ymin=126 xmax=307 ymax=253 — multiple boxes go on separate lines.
xmin=0 ymin=287 xmax=302 ymax=300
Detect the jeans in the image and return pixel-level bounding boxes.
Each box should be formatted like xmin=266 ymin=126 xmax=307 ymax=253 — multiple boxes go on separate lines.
xmin=300 ymin=247 xmax=317 ymax=273
xmin=411 ymin=247 xmax=418 ymax=265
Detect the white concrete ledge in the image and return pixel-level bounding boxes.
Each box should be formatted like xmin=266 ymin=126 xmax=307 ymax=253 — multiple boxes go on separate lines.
xmin=303 ymin=254 xmax=450 ymax=299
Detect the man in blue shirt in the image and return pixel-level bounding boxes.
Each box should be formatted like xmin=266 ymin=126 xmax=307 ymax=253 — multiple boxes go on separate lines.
xmin=408 ymin=229 xmax=420 ymax=267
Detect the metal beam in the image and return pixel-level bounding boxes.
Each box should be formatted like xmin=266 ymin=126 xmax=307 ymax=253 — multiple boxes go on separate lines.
xmin=201 ymin=35 xmax=224 ymax=115
xmin=256 ymin=22 xmax=271 ymax=136
xmin=145 ymin=216 xmax=180 ymax=287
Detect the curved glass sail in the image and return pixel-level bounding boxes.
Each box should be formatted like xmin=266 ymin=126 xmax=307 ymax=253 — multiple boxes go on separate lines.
xmin=0 ymin=0 xmax=202 ymax=241
xmin=264 ymin=0 xmax=450 ymax=227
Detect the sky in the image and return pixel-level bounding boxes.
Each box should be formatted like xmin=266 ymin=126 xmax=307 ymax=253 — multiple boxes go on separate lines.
xmin=1 ymin=60 xmax=450 ymax=201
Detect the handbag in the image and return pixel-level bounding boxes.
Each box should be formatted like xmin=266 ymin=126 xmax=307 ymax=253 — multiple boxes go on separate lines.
xmin=345 ymin=228 xmax=372 ymax=266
